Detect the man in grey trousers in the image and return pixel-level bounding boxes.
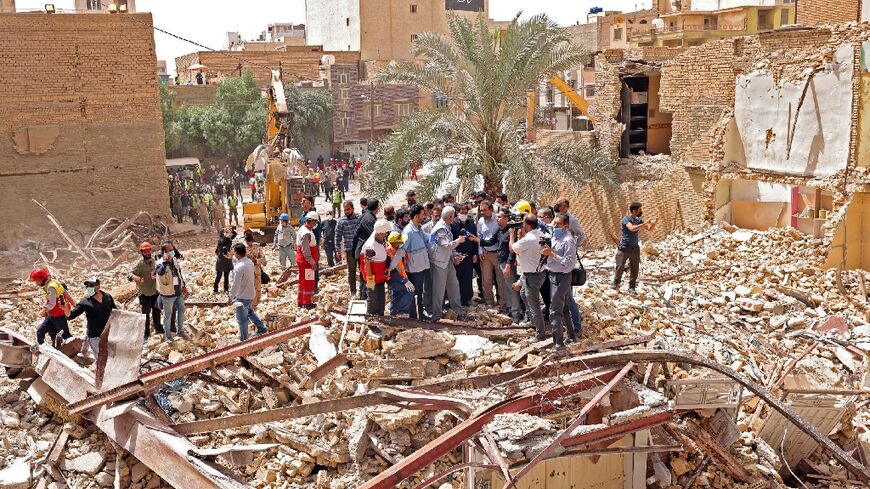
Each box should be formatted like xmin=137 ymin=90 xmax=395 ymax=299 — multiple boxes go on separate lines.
xmin=427 ymin=206 xmax=477 ymax=321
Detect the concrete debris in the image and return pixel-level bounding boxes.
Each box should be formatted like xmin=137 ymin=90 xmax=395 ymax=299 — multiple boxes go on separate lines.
xmin=0 ymin=458 xmax=30 ymax=489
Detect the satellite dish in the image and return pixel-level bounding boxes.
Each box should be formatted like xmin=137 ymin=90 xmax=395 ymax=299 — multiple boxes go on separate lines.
xmin=652 ymin=18 xmax=665 ymax=30
xmin=321 ymin=54 xmax=336 ymax=66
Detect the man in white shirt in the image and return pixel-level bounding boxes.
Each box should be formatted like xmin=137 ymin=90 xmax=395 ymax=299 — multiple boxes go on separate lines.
xmin=510 ymin=214 xmax=546 ymax=340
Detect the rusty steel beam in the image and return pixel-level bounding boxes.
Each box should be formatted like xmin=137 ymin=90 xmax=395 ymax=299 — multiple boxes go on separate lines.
xmin=305 ymin=352 xmax=348 ymax=386
xmin=561 ymin=410 xmax=674 ymax=448
xmin=172 ymin=352 xmax=629 ymax=435
xmin=371 ymin=314 xmax=532 ymax=338
xmin=506 ymin=362 xmax=635 ymax=487
xmin=358 ymin=366 xmax=623 ymax=489
xmin=558 ymin=444 xmax=683 ymax=457
xmin=33 ymin=343 xmax=251 ymax=488
xmin=67 ymin=318 xmax=317 ymax=416
xmin=567 ymin=349 xmax=870 ymax=483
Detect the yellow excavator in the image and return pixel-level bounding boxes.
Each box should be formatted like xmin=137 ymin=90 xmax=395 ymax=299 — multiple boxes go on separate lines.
xmin=526 ymin=75 xmax=597 ymax=141
xmin=243 ymin=69 xmax=306 ymax=239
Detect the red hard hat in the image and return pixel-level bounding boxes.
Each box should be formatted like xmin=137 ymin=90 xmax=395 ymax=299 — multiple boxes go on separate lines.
xmin=139 ymin=242 xmax=153 ymax=252
xmin=30 ymin=267 xmax=49 ymax=284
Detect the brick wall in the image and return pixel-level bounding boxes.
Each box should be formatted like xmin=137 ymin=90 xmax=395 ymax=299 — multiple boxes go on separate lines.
xmin=330 ymin=63 xmax=419 ymax=143
xmin=175 ymin=47 xmax=361 ymax=88
xmin=168 ymin=85 xmax=218 ymax=109
xmin=796 ymin=0 xmax=859 ymax=25
xmin=0 ymin=13 xmax=170 ymax=245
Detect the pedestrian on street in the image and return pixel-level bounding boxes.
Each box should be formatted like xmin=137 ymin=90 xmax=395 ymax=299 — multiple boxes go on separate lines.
xmin=331 ymin=186 xmax=342 ymax=216
xmin=214 ymin=227 xmax=236 ymax=294
xmin=30 ymin=267 xmax=73 ymax=347
xmin=67 ymin=277 xmax=116 ymax=359
xmin=213 ymin=200 xmax=227 ymax=231
xmin=296 ymin=211 xmax=320 ymax=309
xmin=360 ymin=219 xmax=393 ymax=315
xmin=427 ymin=206 xmax=466 ymax=321
xmin=128 ymin=242 xmax=163 ymax=338
xmin=229 ymin=243 xmax=267 ymax=341
xmin=386 ymin=232 xmax=415 ymax=316
xmin=335 ymin=201 xmax=361 ymax=297
xmin=612 ymin=202 xmax=659 ymax=294
xmin=197 ymin=198 xmax=210 ymax=231
xmin=402 ymin=204 xmax=431 ymax=320
xmin=155 ymin=242 xmax=189 ymax=342
xmin=541 ymin=213 xmax=578 ymax=352
xmin=274 ymin=213 xmax=296 ymax=270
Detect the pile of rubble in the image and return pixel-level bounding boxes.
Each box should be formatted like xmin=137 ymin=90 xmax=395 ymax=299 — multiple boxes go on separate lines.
xmin=1 ymin=221 xmax=869 ymax=489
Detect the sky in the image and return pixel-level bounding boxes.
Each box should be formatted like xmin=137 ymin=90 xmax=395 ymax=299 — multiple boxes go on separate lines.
xmin=17 ymin=0 xmax=647 ymax=75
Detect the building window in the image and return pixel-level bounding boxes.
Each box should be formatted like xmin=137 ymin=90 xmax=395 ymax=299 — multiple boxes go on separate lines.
xmin=340 ymin=88 xmax=350 ymax=100
xmin=338 ymin=72 xmax=349 ymax=84
xmin=87 ymin=0 xmax=101 ymax=9
xmin=411 ymin=34 xmax=419 ymax=42
xmin=363 ymin=102 xmax=383 ymax=119
xmin=613 ymin=28 xmax=623 ymax=41
xmin=780 ymin=9 xmax=790 ymax=26
xmin=585 ymin=84 xmax=596 ymax=97
xmin=410 ymin=4 xmax=417 ymax=13
xmin=341 ymin=113 xmax=351 ymax=135
xmin=397 ymin=102 xmax=412 ymax=118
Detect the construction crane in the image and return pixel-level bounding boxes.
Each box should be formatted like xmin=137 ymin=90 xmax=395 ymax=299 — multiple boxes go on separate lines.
xmin=243 ymin=69 xmax=306 ymax=240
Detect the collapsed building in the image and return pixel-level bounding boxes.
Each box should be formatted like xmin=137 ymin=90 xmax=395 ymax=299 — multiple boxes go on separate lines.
xmin=1 ymin=11 xmax=870 ymax=489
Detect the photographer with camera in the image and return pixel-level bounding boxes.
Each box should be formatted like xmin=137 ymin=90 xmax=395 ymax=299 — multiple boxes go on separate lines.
xmin=478 ymin=207 xmax=523 ymax=322
xmin=541 ymin=213 xmax=578 ymax=353
xmin=613 ymin=201 xmax=659 ymax=294
xmin=510 ymin=213 xmax=546 ymax=339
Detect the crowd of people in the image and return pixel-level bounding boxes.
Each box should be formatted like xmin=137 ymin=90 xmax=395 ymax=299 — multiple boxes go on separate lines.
xmin=29 ymin=160 xmax=658 ymax=356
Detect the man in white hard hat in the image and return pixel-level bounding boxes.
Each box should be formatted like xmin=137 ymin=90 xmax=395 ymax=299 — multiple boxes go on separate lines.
xmin=296 ymin=211 xmax=321 ymax=309
xmin=360 ymin=219 xmax=392 ymax=315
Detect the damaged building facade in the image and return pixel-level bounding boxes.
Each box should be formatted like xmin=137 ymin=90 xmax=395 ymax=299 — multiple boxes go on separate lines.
xmin=560 ymin=22 xmax=869 ymax=271
xmin=0 ymin=13 xmax=170 ymax=246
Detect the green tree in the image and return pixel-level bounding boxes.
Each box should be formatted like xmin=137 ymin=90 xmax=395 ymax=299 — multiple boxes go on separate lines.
xmin=365 ymin=13 xmax=615 ymax=201
xmin=205 ymin=70 xmax=267 ymax=164
xmin=284 ymin=84 xmax=335 ymax=155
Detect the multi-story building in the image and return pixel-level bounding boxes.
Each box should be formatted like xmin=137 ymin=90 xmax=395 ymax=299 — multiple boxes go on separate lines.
xmin=628 ymin=0 xmax=795 ymax=48
xmin=538 ymin=22 xmax=598 ymax=132
xmin=330 ymin=63 xmax=419 ymax=157
xmin=74 ymin=0 xmax=135 ymax=12
xmin=156 ymin=60 xmax=169 ymax=84
xmin=304 ymin=0 xmax=488 ymax=62
xmin=227 ymin=24 xmax=306 ymax=52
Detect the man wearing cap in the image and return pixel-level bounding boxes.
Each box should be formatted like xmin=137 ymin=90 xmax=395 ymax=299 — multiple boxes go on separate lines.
xmin=427 ymin=206 xmax=467 ymax=321
xmin=129 ymin=242 xmax=163 ymax=339
xmin=230 ymin=243 xmax=267 ymax=340
xmin=386 ymin=231 xmax=415 ymax=316
xmin=296 ymin=211 xmax=320 ymax=309
xmin=360 ymin=219 xmax=393 ymax=315
xmin=29 ymin=267 xmax=73 ymax=347
xmin=68 ymin=277 xmax=117 ymax=359
xmin=274 ymin=214 xmax=296 ymax=270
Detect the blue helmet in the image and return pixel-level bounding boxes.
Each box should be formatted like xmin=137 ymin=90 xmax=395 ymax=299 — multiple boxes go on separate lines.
xmin=279 ymin=213 xmax=289 ymax=221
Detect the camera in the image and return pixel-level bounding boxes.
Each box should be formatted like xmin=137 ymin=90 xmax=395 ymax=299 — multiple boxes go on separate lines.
xmin=506 ymin=209 xmax=524 ymax=229
xmin=538 ymin=236 xmax=552 ymax=248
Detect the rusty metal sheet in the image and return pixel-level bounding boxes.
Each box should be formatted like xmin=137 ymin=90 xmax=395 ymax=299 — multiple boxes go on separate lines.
xmin=96 ymin=310 xmax=146 ymax=391
xmin=68 ymin=318 xmax=317 ymax=416
xmin=305 ymin=352 xmax=348 ymax=386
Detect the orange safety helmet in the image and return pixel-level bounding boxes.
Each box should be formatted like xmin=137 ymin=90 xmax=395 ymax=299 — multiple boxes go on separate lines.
xmin=30 ymin=267 xmax=50 ymax=284
xmin=139 ymin=242 xmax=153 ymax=252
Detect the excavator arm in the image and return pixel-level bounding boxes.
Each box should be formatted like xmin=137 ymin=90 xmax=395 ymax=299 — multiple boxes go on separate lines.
xmin=548 ymin=75 xmax=597 ymax=124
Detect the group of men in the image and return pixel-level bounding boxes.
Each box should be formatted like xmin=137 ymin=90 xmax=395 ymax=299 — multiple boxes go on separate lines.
xmin=168 ymin=166 xmax=245 ymax=230
xmin=293 ymin=188 xmax=661 ymax=353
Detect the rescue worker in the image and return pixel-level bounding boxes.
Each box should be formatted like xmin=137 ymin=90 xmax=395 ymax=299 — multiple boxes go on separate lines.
xmin=30 ymin=267 xmax=73 ymax=347
xmin=197 ymin=197 xmax=210 ymax=231
xmin=296 ymin=211 xmax=320 ymax=309
xmin=227 ymin=192 xmax=239 ymax=226
xmin=67 ymin=277 xmax=116 ymax=359
xmin=212 ymin=199 xmax=227 ymax=231
xmin=128 ymin=242 xmax=162 ymax=339
xmin=331 ymin=186 xmax=342 ymax=216
xmin=386 ymin=232 xmax=415 ymax=316
xmin=360 ymin=219 xmax=393 ymax=315
xmin=274 ymin=213 xmax=296 ymax=270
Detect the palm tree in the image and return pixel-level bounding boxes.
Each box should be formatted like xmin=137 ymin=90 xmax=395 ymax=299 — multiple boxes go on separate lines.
xmin=363 ymin=13 xmax=615 ymax=201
